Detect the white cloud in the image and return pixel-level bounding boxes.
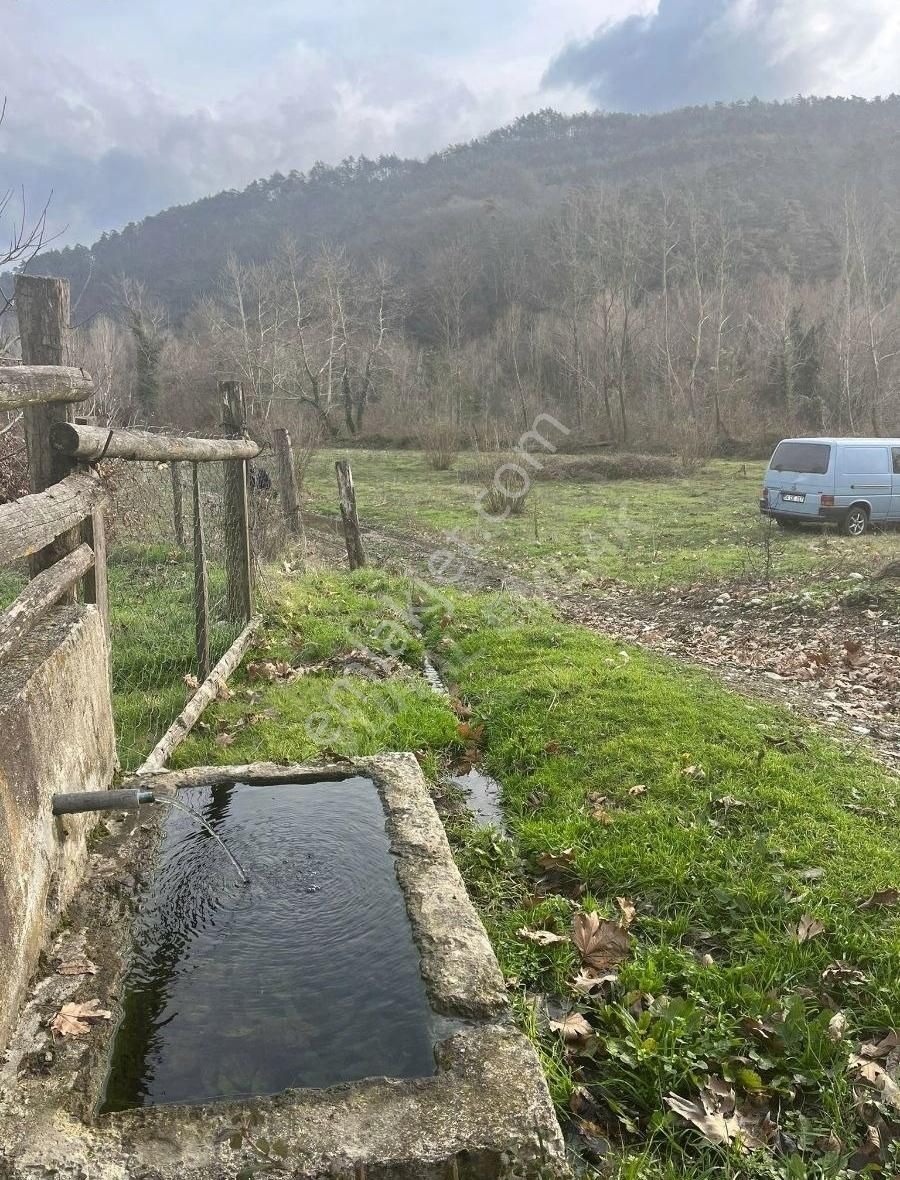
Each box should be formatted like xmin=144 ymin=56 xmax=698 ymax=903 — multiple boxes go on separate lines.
xmin=4 ymin=0 xmax=897 ymax=248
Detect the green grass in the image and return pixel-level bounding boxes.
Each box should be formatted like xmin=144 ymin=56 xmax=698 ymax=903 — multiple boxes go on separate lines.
xmin=305 ymin=449 xmax=900 ymax=589
xmin=171 ymin=569 xmax=900 ymax=1178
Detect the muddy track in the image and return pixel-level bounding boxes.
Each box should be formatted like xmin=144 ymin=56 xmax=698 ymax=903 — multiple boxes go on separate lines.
xmin=306 ymin=515 xmax=900 ymax=775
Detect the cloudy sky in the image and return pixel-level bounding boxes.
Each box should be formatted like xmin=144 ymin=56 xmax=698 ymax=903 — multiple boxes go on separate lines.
xmin=2 ymin=0 xmax=898 ymax=249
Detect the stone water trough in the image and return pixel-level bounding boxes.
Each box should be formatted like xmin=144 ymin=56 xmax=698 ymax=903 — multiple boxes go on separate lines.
xmin=0 ymin=754 xmax=567 ymax=1179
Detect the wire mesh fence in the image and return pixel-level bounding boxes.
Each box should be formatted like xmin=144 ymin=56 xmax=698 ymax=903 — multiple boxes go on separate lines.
xmin=103 ymin=459 xmax=250 ymax=769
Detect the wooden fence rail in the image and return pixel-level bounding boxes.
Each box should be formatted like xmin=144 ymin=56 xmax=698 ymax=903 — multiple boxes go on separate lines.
xmin=0 ymin=470 xmax=106 ymax=566
xmin=0 ymin=543 xmax=94 ymax=664
xmin=50 ymin=422 xmax=261 ymax=463
xmin=0 ymin=366 xmax=93 ymax=410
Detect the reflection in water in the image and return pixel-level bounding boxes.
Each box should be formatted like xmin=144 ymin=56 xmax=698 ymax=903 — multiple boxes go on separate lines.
xmin=446 ymin=769 xmax=507 ymax=831
xmin=101 ymin=777 xmax=436 ymax=1112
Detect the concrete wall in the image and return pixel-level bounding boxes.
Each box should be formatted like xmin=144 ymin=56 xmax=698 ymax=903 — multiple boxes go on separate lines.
xmin=0 ymin=605 xmax=116 ymax=1050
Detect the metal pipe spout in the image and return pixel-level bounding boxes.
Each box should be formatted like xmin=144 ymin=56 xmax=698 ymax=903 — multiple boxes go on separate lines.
xmin=52 ymin=788 xmax=155 ymax=816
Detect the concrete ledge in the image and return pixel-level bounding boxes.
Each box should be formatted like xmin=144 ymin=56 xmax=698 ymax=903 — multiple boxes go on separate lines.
xmin=0 ymin=604 xmax=116 ymax=1052
xmin=0 ymin=755 xmax=567 ymax=1179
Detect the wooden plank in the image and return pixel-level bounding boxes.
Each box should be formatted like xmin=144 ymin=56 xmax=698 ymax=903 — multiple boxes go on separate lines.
xmin=50 ymin=421 xmax=261 ymax=463
xmin=0 ymin=470 xmax=105 ymax=565
xmin=82 ymin=507 xmax=109 ymax=637
xmin=335 ymin=458 xmax=366 ymax=570
xmin=273 ymin=426 xmax=306 ymax=567
xmin=192 ymin=463 xmax=210 ymax=680
xmin=0 ymin=543 xmax=94 ymax=664
xmin=170 ymin=462 xmax=185 ymax=546
xmin=135 ymin=616 xmax=262 ymax=774
xmin=220 ymin=381 xmax=253 ymax=622
xmin=0 ymin=365 xmax=93 ymax=410
xmin=16 ymin=276 xmax=79 ymax=588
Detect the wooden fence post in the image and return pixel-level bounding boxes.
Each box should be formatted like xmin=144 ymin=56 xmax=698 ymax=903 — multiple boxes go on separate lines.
xmin=15 ymin=275 xmax=78 ymax=594
xmin=220 ymin=380 xmax=252 ymax=622
xmin=273 ymin=427 xmax=306 ymax=565
xmin=192 ymin=463 xmax=210 ymax=679
xmin=82 ymin=508 xmax=109 ymax=636
xmin=170 ymin=462 xmax=185 ymax=546
xmin=335 ymin=459 xmax=366 ymax=570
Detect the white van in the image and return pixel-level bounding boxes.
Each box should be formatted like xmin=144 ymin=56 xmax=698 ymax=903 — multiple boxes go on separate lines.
xmin=760 ymin=437 xmax=900 ymax=536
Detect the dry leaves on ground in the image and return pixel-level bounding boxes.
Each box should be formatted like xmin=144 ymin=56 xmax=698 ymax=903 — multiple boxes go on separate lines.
xmin=571 ymin=968 xmax=618 ymax=994
xmin=796 ymin=913 xmax=826 ymax=942
xmin=858 ymin=888 xmax=900 ymax=910
xmin=616 ymin=897 xmax=637 ymax=926
xmin=50 ymin=999 xmax=112 ymax=1036
xmin=549 ymin=1012 xmax=593 ymax=1043
xmin=536 ymin=848 xmax=576 ymax=871
xmin=517 ymin=927 xmax=569 ymax=947
xmin=665 ymin=1078 xmax=776 ymax=1153
xmin=827 ymin=1011 xmax=848 ymax=1041
xmin=849 ymin=1055 xmax=900 ymax=1113
xmin=572 ymin=911 xmax=630 ymax=970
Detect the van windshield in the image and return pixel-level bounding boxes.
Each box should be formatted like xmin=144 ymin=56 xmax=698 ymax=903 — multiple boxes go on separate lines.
xmin=770 ymin=442 xmax=831 ymax=474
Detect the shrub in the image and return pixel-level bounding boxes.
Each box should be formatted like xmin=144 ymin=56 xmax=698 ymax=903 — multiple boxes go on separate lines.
xmin=473 ymin=451 xmax=531 ymax=516
xmin=418 ymin=419 xmax=459 ymax=470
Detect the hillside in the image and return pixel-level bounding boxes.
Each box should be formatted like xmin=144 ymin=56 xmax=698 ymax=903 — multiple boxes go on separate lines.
xmin=18 ymin=96 xmax=900 ymax=324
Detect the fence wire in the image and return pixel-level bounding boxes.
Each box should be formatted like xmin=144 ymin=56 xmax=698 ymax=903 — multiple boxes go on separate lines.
xmin=103 ymin=458 xmax=254 ymax=769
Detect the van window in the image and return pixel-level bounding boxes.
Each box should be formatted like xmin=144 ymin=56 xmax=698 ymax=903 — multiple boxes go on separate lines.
xmin=770 ymin=442 xmax=831 ymax=474
xmin=893 ymin=448 xmax=900 ymax=475
xmin=835 ymin=447 xmax=890 ymax=476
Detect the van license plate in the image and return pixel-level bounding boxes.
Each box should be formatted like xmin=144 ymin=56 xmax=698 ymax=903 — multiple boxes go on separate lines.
xmin=782 ymin=493 xmax=805 ymax=503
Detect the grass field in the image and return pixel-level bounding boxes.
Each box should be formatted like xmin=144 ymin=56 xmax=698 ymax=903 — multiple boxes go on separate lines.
xmin=305 ymin=449 xmax=900 ymax=589
xmin=174 ymin=570 xmax=900 ymax=1179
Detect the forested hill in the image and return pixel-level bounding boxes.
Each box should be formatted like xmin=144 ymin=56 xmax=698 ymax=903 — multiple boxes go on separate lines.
xmin=18 ymin=95 xmax=900 ymax=321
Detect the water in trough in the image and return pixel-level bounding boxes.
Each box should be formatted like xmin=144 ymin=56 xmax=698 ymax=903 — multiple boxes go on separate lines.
xmin=100 ymin=776 xmax=437 ymax=1112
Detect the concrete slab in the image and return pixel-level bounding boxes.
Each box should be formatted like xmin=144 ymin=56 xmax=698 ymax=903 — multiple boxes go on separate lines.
xmin=0 ymin=754 xmax=568 ymax=1179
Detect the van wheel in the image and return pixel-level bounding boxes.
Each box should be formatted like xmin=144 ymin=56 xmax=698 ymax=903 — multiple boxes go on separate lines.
xmin=841 ymin=506 xmax=869 ymax=537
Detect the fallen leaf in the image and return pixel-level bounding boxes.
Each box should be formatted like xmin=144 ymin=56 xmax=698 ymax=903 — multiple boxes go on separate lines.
xmin=664 ymin=1093 xmax=733 ymax=1147
xmin=571 ymin=968 xmax=618 ymax=994
xmin=665 ymin=1082 xmax=775 ymax=1154
xmin=517 ymin=927 xmax=568 ymax=947
xmin=536 ymin=848 xmax=576 ymax=871
xmin=858 ymin=888 xmax=900 ymax=910
xmin=796 ymin=914 xmax=826 ymax=942
xmin=55 ymin=958 xmax=97 ymax=977
xmin=214 ymin=733 xmax=235 ymax=747
xmin=858 ymin=1031 xmax=900 ymax=1061
xmin=616 ymin=897 xmax=636 ymax=927
xmin=682 ymin=764 xmax=706 ymax=779
xmin=247 ymin=660 xmax=295 ymax=682
xmin=183 ymin=674 xmax=200 ymax=690
xmin=549 ymin=1012 xmax=593 ymax=1042
xmin=628 ymin=784 xmax=648 ymax=797
xmin=849 ymin=1055 xmax=900 ymax=1112
xmin=543 ymin=740 xmax=561 ymax=754
xmin=798 ymin=867 xmax=825 ymax=882
xmin=572 ymin=911 xmax=629 ymax=970
xmin=822 ymin=961 xmax=866 ymax=986
xmin=699 ymin=952 xmax=715 ymax=967
xmin=828 ymin=1011 xmax=848 ymax=1041
xmin=50 ymin=999 xmax=112 ymax=1037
